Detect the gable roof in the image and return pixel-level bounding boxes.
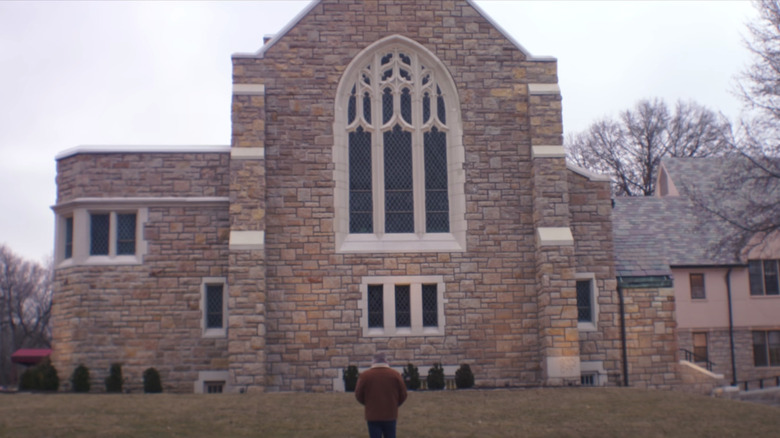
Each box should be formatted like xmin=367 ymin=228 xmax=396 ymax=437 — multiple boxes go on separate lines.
xmin=232 ymin=0 xmax=556 ymax=61
xmin=613 ymin=157 xmax=748 ymax=278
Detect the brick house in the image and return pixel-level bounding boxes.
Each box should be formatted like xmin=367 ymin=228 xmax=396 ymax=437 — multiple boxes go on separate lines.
xmin=51 ymin=0 xmax=625 ymax=393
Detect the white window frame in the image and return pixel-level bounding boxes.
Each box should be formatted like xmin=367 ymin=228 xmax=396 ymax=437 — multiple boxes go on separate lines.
xmin=576 ymin=273 xmax=599 ymax=332
xmin=201 ymin=277 xmax=228 ymax=338
xmin=54 ymin=206 xmax=148 ymax=267
xmin=359 ymin=275 xmax=446 ymax=337
xmin=333 ymin=35 xmax=466 ymax=254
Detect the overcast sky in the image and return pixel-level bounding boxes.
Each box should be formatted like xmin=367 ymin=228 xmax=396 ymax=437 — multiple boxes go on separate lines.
xmin=0 ymin=1 xmax=757 ymax=263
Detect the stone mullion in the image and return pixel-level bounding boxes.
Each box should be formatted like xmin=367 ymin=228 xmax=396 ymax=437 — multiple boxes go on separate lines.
xmin=228 ymin=82 xmax=267 ymax=392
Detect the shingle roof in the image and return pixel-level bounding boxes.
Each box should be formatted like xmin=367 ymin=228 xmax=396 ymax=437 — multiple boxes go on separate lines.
xmin=612 ymin=157 xmax=746 ymax=278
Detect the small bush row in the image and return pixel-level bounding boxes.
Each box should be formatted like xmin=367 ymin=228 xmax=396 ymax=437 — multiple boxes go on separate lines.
xmin=343 ymin=362 xmax=475 ymax=391
xmin=19 ymin=362 xmax=163 ymax=393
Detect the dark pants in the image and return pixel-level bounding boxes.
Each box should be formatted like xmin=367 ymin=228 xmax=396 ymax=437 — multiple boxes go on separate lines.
xmin=367 ymin=420 xmax=397 ymax=438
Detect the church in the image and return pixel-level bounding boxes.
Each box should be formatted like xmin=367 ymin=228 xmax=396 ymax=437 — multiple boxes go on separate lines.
xmin=52 ymin=0 xmax=650 ymax=393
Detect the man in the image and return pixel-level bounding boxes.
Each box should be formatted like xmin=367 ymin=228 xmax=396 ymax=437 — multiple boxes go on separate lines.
xmin=354 ymin=353 xmax=408 ymax=438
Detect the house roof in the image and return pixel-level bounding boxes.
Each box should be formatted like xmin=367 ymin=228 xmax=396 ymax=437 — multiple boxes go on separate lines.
xmin=612 ymin=157 xmax=747 ymax=278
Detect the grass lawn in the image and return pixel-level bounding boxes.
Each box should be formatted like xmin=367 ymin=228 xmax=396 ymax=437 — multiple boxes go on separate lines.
xmin=0 ymin=387 xmax=777 ymax=437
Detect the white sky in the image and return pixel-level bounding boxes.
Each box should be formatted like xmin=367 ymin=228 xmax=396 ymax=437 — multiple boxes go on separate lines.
xmin=0 ymin=0 xmax=757 ymax=263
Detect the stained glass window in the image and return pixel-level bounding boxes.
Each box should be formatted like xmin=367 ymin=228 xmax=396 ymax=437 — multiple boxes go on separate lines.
xmin=90 ymin=213 xmax=110 ymax=256
xmin=395 ymin=285 xmax=411 ymax=328
xmin=206 ymin=284 xmax=223 ymax=329
xmin=344 ymin=47 xmax=452 ymax=236
xmin=64 ymin=217 xmax=73 ymax=259
xmin=368 ymin=285 xmax=384 ymax=328
xmin=117 ymin=214 xmax=136 ymax=255
xmin=422 ymin=284 xmax=438 ymax=327
xmin=576 ymin=280 xmax=592 ymax=323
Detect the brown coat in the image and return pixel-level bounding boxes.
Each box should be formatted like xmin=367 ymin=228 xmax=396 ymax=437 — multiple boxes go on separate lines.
xmin=354 ymin=365 xmax=408 ymax=421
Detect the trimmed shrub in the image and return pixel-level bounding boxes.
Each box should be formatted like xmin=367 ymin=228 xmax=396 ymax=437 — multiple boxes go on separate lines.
xmin=105 ymin=363 xmax=124 ymax=393
xmin=19 ymin=359 xmax=59 ymax=391
xmin=143 ymin=367 xmax=163 ymax=393
xmin=343 ymin=365 xmax=359 ymax=392
xmin=71 ymin=364 xmax=91 ymax=393
xmin=402 ymin=363 xmax=420 ymax=390
xmin=426 ymin=363 xmax=445 ymax=390
xmin=455 ymin=364 xmax=474 ymax=389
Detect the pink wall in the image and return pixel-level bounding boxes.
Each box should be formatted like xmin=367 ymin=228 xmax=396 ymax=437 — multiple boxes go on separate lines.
xmin=674 ymin=267 xmax=780 ymax=329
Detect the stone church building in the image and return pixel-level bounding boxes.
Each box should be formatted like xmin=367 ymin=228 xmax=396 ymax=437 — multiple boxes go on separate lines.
xmin=51 ymin=0 xmax=625 ymax=393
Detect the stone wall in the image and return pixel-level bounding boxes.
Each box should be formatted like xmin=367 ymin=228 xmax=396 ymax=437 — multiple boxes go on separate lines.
xmin=231 ymin=0 xmax=589 ymax=391
xmin=55 ymin=152 xmax=229 ymax=202
xmin=569 ymin=170 xmax=622 ymax=385
xmin=52 ymin=153 xmax=230 ymax=392
xmin=622 ymin=287 xmax=679 ymax=389
xmin=52 ymin=0 xmax=624 ymax=393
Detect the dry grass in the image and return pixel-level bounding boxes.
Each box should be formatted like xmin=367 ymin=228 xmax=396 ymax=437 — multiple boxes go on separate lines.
xmin=0 ymin=387 xmax=777 ymax=438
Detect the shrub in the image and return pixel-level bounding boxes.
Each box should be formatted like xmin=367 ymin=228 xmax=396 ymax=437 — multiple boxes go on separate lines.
xmin=402 ymin=363 xmax=420 ymax=390
xmin=19 ymin=359 xmax=60 ymax=391
xmin=426 ymin=363 xmax=445 ymax=390
xmin=19 ymin=368 xmax=38 ymax=391
xmin=105 ymin=363 xmax=124 ymax=393
xmin=71 ymin=364 xmax=91 ymax=393
xmin=343 ymin=365 xmax=359 ymax=392
xmin=455 ymin=364 xmax=474 ymax=389
xmin=143 ymin=367 xmax=163 ymax=393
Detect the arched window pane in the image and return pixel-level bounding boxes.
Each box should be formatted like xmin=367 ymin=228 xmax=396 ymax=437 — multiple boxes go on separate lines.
xmin=401 ymin=88 xmax=412 ymax=124
xmin=385 ymin=125 xmax=413 ymax=233
xmin=437 ymin=85 xmax=446 ymax=124
xmin=424 ymin=128 xmax=449 ymax=232
xmin=349 ymin=127 xmax=373 ymax=233
xmin=348 ymin=85 xmax=356 ymax=124
xmin=382 ymin=87 xmax=393 ymax=124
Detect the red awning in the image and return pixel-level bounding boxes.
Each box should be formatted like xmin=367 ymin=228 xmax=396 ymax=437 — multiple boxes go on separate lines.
xmin=11 ymin=349 xmax=52 ymax=366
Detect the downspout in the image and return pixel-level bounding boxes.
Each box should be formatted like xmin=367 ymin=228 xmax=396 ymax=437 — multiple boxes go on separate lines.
xmin=617 ymin=281 xmax=629 ymax=387
xmin=725 ymin=268 xmax=737 ymax=386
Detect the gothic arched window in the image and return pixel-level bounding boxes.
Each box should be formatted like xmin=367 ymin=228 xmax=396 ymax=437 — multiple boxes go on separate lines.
xmin=334 ymin=36 xmax=465 ymax=253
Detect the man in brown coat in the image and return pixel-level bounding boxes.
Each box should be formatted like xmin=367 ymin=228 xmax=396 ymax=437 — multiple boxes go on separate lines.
xmin=355 ymin=353 xmax=408 ymax=438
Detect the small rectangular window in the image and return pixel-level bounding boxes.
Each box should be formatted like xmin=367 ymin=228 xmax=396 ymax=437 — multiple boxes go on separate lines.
xmin=116 ymin=213 xmax=136 ymax=255
xmin=205 ymin=284 xmax=224 ymax=329
xmin=754 ymin=331 xmax=769 ymax=367
xmin=367 ymin=285 xmax=384 ymax=328
xmin=764 ymin=260 xmax=779 ymax=295
xmin=422 ymin=284 xmax=438 ymax=327
xmin=752 ymin=330 xmax=780 ymax=367
xmin=770 ymin=331 xmax=780 ymax=366
xmin=692 ymin=332 xmax=708 ymax=362
xmin=689 ymin=274 xmax=705 ymax=299
xmin=90 ymin=213 xmax=110 ymax=255
xmin=749 ymin=261 xmax=765 ymax=295
xmin=395 ymin=285 xmax=411 ymax=328
xmin=576 ymin=280 xmax=592 ymax=323
xmin=64 ymin=217 xmax=74 ymax=259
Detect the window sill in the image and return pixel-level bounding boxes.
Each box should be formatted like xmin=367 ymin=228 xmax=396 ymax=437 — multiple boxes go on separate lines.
xmin=57 ymin=255 xmax=142 ymax=268
xmin=363 ymin=327 xmax=445 ymax=338
xmin=338 ymin=232 xmax=465 ymax=253
xmin=203 ymin=328 xmax=227 ymax=339
xmin=578 ymin=322 xmax=597 ymax=332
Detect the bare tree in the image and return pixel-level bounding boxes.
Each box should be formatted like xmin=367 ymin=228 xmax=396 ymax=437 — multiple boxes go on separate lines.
xmin=566 ymin=99 xmax=730 ymax=196
xmin=0 ymin=245 xmax=52 ymax=387
xmin=689 ymin=0 xmax=780 ymax=257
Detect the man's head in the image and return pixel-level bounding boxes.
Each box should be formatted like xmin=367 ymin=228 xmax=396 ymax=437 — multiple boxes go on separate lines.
xmin=372 ymin=352 xmax=388 ymax=365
